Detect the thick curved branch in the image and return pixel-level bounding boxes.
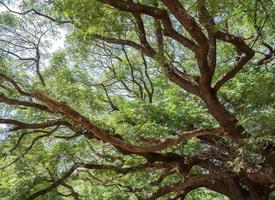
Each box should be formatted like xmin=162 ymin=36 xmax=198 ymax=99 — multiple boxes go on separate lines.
xmin=197 ymin=0 xmax=216 ymax=74
xmin=133 ymin=13 xmax=155 ymax=55
xmin=31 ymin=92 xmax=222 ymax=154
xmin=91 ymin=2 xmax=199 ymax=95
xmin=98 ymin=0 xmax=197 ymax=51
xmin=144 ymin=174 xmax=224 ymax=200
xmin=159 ymin=1 xmax=212 ymax=85
xmin=161 ymin=0 xmax=208 ymax=45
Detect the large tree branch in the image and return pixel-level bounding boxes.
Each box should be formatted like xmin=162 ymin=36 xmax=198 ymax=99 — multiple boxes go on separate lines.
xmin=133 ymin=13 xmax=155 ymax=56
xmin=160 ymin=0 xmax=212 ymax=85
xmin=31 ymin=92 xmax=222 ymax=154
xmin=197 ymin=0 xmax=216 ymax=74
xmin=162 ymin=63 xmax=200 ymax=95
xmin=161 ymin=0 xmax=208 ymax=45
xmin=144 ymin=174 xmax=228 ymax=200
xmin=93 ymin=1 xmax=200 ymax=95
xmin=98 ymin=0 xmax=197 ymax=51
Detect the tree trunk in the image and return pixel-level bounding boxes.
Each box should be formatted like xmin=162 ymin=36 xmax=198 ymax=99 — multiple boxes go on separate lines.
xmin=225 ymin=179 xmax=245 ymax=200
xmin=241 ymin=181 xmax=270 ymax=200
xmin=199 ymin=86 xmax=244 ymax=138
xmin=246 ymin=188 xmax=269 ymax=200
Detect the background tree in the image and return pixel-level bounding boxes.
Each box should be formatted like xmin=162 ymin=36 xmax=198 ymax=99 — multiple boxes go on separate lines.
xmin=0 ymin=0 xmax=274 ymax=199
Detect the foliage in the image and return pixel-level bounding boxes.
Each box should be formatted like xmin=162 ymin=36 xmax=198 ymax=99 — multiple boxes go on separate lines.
xmin=0 ymin=0 xmax=274 ymax=199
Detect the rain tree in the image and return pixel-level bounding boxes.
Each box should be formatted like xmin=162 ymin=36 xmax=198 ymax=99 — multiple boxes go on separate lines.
xmin=0 ymin=0 xmax=274 ymax=199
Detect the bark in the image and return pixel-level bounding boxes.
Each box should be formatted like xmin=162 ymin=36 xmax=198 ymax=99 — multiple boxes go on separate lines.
xmin=245 ymin=185 xmax=270 ymax=200
xmin=199 ymin=85 xmax=244 ymax=138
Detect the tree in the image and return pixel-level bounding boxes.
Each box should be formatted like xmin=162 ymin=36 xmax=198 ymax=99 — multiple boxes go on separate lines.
xmin=0 ymin=0 xmax=274 ymax=199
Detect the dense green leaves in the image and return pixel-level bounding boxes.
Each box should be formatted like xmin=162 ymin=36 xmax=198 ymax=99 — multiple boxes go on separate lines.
xmin=0 ymin=0 xmax=274 ymax=199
